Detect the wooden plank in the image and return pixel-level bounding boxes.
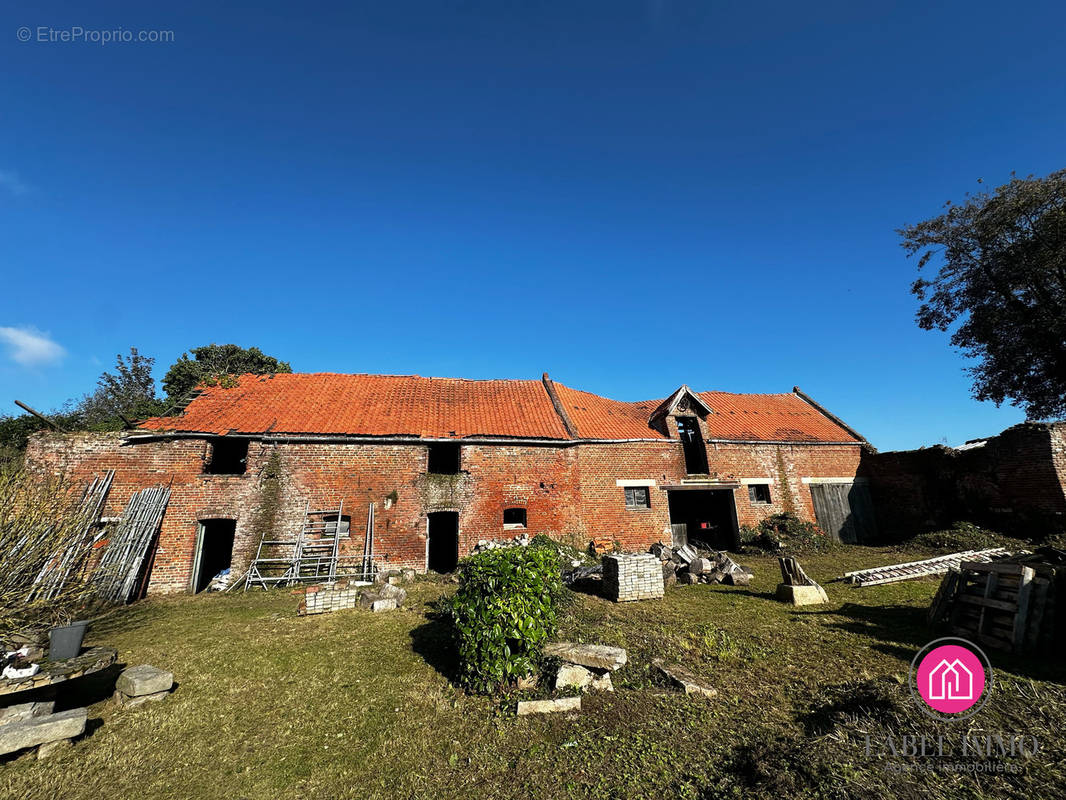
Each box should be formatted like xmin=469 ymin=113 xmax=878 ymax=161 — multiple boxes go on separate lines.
xmin=1013 ymin=566 xmax=1035 ymax=652
xmin=960 ymin=562 xmax=1029 ymax=575
xmin=957 ymin=594 xmax=1018 ymax=613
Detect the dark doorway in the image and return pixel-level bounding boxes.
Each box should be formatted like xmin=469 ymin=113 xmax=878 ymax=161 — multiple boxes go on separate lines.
xmin=676 ymin=417 xmax=709 ymax=475
xmin=193 ymin=519 xmax=236 ymax=592
xmin=667 ymin=489 xmax=738 ymax=550
xmin=427 ymin=511 xmax=459 ymax=573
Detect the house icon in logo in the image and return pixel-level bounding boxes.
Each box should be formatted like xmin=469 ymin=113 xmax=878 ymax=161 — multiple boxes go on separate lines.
xmin=928 ymin=658 xmax=974 ymax=701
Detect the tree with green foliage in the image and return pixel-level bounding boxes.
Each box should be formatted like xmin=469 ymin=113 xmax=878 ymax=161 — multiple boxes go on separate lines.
xmin=447 ymin=545 xmax=562 ymax=694
xmin=900 ymin=169 xmax=1066 ymax=420
xmin=75 ymin=347 xmax=168 ymax=428
xmin=162 ymin=343 xmax=293 ymax=400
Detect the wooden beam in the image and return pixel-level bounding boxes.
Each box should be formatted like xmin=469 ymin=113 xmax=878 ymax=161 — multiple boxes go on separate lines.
xmin=14 ymin=400 xmax=66 ymax=432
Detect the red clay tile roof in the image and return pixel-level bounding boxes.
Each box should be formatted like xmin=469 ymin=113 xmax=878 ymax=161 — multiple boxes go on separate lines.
xmin=138 ymin=373 xmax=861 ymax=444
xmin=552 ymin=383 xmax=861 ymax=443
xmin=139 ymin=373 xmax=571 ymax=440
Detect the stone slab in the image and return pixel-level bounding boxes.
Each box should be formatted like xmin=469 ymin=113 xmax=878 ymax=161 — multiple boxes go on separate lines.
xmin=114 ymin=689 xmax=169 ymax=708
xmin=370 ymin=598 xmax=398 ymax=612
xmin=116 ymin=665 xmax=173 ymax=697
xmin=590 ymin=671 xmax=614 ymax=692
xmin=0 ymin=708 xmax=86 ymax=755
xmin=516 ymin=696 xmax=581 ymax=716
xmin=0 ymin=700 xmax=54 ymax=726
xmin=543 ymin=642 xmax=627 ymax=671
xmin=776 ymin=583 xmax=829 ymax=606
xmin=652 ymin=660 xmax=718 ymax=700
xmin=555 ymin=663 xmax=594 ymax=691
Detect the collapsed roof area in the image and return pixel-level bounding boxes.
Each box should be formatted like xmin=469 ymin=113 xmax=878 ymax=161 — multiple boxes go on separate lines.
xmin=137 ymin=372 xmax=863 ymax=444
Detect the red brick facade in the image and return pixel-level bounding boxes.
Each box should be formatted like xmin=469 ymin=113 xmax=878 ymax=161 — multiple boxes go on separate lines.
xmin=25 ymin=431 xmax=864 ymax=595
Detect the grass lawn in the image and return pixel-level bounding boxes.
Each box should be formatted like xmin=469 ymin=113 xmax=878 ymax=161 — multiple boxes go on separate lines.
xmin=3 ymin=546 xmax=1064 ymax=799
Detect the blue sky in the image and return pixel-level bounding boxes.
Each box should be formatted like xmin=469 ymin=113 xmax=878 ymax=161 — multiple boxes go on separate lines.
xmin=2 ymin=1 xmax=1063 ymax=450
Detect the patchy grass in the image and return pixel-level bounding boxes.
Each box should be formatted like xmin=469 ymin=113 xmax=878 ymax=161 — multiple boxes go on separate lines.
xmin=2 ymin=547 xmax=1064 ymax=799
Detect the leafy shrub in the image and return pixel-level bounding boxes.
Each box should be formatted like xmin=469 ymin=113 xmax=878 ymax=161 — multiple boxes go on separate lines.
xmin=740 ymin=513 xmax=835 ymax=554
xmin=447 ymin=545 xmax=562 ymax=694
xmin=907 ymin=521 xmax=1016 ymax=553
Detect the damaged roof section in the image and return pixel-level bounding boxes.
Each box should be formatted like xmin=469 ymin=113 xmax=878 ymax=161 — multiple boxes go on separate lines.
xmin=137 ymin=372 xmax=863 ymax=444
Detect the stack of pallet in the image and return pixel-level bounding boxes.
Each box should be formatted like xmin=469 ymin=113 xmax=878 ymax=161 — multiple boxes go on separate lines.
xmin=928 ymin=550 xmax=1066 ymax=654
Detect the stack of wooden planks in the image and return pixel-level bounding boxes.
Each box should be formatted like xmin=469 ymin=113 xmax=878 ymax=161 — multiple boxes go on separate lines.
xmin=842 ymin=548 xmax=1009 ymax=587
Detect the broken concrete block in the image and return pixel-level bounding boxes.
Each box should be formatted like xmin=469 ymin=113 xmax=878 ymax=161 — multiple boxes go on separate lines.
xmin=677 ymin=572 xmax=699 ymax=585
xmin=555 ymin=663 xmax=594 ymax=691
xmin=516 ymin=696 xmax=581 ymax=716
xmin=723 ymin=571 xmax=752 ymax=586
xmin=116 ymin=665 xmax=173 ymax=698
xmin=652 ymin=660 xmax=718 ymax=700
xmin=400 ymin=568 xmax=417 ymax=583
xmin=370 ymin=598 xmax=398 ymax=612
xmin=376 ymin=582 xmax=407 ymax=605
xmin=776 ymin=583 xmax=829 ymax=606
xmin=36 ymin=738 xmax=72 ymax=760
xmin=590 ymin=671 xmax=614 ymax=692
xmin=543 ymin=642 xmax=627 ymax=671
xmin=0 ymin=709 xmax=86 ymax=756
xmin=689 ymin=558 xmax=714 ymax=575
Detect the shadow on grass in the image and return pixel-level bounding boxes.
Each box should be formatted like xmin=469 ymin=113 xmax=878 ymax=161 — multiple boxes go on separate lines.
xmin=87 ymin=600 xmax=166 ymax=639
xmin=409 ymin=615 xmax=461 ymax=685
xmin=820 ymin=602 xmax=930 ymax=649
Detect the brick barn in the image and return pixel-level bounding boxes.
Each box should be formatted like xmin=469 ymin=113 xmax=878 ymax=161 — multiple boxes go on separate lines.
xmin=24 ymin=372 xmax=874 ymax=595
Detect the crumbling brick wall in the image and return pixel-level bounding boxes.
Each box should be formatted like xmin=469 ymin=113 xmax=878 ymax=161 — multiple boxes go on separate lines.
xmin=863 ymin=422 xmax=1066 ymax=538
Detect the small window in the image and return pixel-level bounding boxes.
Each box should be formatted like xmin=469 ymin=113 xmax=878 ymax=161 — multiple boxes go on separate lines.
xmin=427 ymin=442 xmax=460 ymax=474
xmin=205 ymin=437 xmax=248 ymax=475
xmin=748 ymin=484 xmax=772 ymax=504
xmin=624 ymin=486 xmax=650 ymax=510
xmin=503 ymin=507 xmax=527 ymax=529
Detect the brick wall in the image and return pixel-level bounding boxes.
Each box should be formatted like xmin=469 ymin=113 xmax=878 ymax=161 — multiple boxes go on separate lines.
xmin=863 ymin=422 xmax=1066 ymax=538
xmin=24 ymin=430 xmax=865 ymax=595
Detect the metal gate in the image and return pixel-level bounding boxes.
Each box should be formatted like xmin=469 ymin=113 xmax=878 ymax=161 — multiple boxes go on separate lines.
xmin=809 ymin=482 xmax=877 ymax=544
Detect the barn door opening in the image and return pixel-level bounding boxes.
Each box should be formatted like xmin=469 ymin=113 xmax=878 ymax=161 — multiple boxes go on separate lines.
xmin=427 ymin=511 xmax=459 ymax=573
xmin=192 ymin=519 xmax=236 ymax=592
xmin=809 ymin=482 xmax=877 ymax=544
xmin=667 ymin=489 xmax=739 ymax=550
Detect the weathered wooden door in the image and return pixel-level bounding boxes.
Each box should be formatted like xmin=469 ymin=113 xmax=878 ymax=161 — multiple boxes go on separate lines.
xmin=809 ymin=482 xmax=876 ymax=544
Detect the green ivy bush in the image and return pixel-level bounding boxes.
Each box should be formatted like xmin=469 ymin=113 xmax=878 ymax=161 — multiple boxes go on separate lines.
xmin=740 ymin=512 xmax=835 ymax=554
xmin=447 ymin=545 xmax=562 ymax=694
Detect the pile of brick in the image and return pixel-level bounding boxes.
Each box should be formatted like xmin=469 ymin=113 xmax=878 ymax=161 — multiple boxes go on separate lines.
xmin=602 ymin=553 xmax=664 ymax=601
xmin=650 ymin=542 xmax=753 ymax=587
xmin=298 ymin=574 xmax=409 ymax=615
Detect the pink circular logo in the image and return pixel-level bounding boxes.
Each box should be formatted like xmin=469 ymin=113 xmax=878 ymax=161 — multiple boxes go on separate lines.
xmin=915 ymin=643 xmax=986 ymax=714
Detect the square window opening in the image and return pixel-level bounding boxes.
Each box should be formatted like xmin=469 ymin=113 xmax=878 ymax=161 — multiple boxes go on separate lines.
xmin=205 ymin=437 xmax=248 ymax=475
xmin=427 ymin=442 xmax=460 ymax=474
xmin=748 ymin=484 xmax=772 ymax=504
xmin=624 ymin=486 xmax=651 ymax=510
xmin=503 ymin=507 xmax=527 ymax=529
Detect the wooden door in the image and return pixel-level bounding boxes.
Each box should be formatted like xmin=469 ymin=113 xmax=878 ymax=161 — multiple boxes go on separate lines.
xmin=810 ymin=482 xmax=876 ymax=544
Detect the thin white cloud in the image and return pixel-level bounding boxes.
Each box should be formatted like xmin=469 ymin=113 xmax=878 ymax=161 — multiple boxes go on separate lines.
xmin=0 ymin=170 xmax=29 ymax=196
xmin=0 ymin=326 xmax=65 ymax=366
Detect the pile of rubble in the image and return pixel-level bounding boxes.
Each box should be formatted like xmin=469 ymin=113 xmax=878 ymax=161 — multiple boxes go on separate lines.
xmin=472 ymin=532 xmax=531 ymax=553
xmin=297 ymin=569 xmax=414 ymax=615
xmin=650 ymin=542 xmax=753 ymax=587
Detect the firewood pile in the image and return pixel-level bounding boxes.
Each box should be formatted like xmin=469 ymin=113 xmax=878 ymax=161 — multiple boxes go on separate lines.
xmin=649 ymin=542 xmax=753 ymax=587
